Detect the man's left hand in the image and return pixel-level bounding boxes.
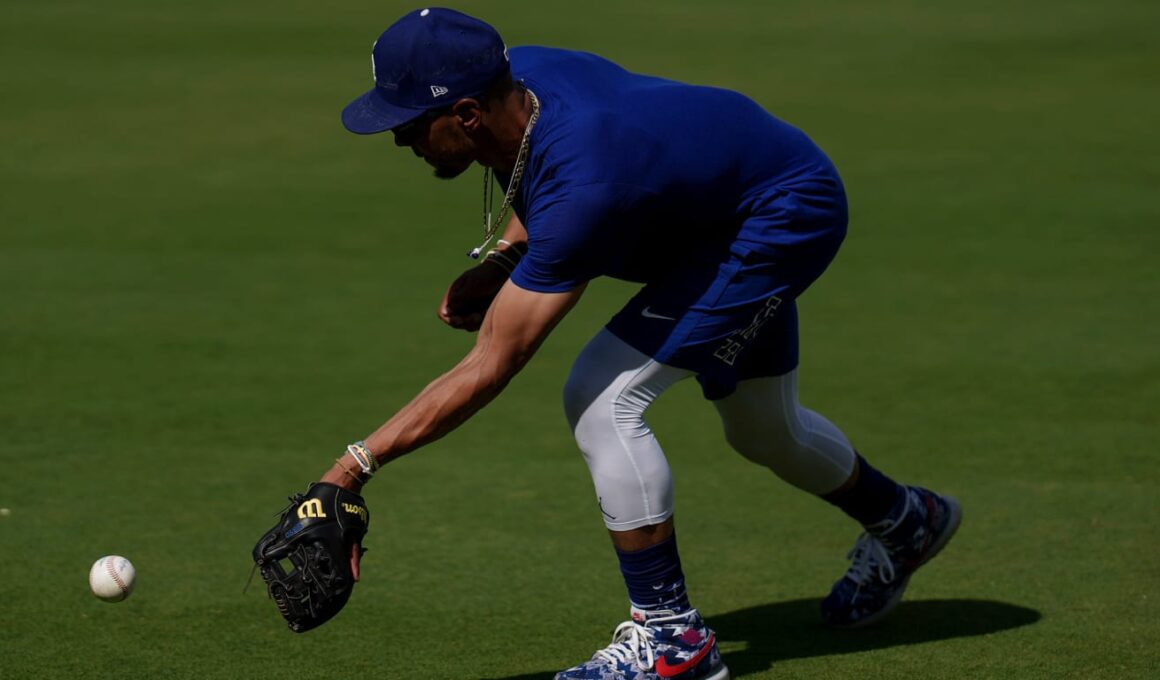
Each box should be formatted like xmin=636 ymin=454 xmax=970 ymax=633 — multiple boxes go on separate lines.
xmin=252 ymin=482 xmax=370 ymax=632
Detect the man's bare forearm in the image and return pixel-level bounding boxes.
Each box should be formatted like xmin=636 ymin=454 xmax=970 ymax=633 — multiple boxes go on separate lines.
xmin=322 ymin=282 xmax=584 ymax=490
xmin=363 ymin=346 xmax=517 ymax=464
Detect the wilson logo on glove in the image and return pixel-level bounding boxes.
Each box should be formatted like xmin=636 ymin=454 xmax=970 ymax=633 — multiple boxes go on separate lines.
xmin=342 ymin=502 xmax=368 ymax=523
xmin=297 ymin=499 xmax=327 ymax=519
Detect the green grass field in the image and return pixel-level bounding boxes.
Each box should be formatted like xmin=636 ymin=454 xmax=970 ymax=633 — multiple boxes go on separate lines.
xmin=2 ymin=0 xmax=1158 ymax=677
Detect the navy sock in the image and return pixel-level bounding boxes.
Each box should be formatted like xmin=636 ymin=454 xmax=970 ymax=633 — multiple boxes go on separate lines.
xmin=615 ymin=533 xmax=691 ymax=613
xmin=822 ymin=454 xmax=906 ymax=527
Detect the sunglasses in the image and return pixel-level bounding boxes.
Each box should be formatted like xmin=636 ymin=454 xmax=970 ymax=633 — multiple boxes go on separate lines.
xmin=391 ymin=106 xmax=453 ymax=146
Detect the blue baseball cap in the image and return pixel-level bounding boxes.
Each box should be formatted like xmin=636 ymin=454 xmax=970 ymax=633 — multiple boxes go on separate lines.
xmin=342 ymin=8 xmax=510 ymax=135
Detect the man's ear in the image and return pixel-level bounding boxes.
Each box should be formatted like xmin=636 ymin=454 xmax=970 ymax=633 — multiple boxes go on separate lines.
xmin=453 ymin=98 xmax=484 ymax=133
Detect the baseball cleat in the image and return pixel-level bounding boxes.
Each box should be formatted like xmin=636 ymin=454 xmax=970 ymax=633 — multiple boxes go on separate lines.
xmin=821 ymin=486 xmax=962 ymax=628
xmin=555 ymin=607 xmax=729 ymax=680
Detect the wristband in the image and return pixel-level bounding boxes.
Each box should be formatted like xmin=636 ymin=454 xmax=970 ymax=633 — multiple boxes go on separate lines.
xmin=483 ymin=248 xmax=519 ymax=274
xmin=495 ymin=239 xmax=526 ymax=259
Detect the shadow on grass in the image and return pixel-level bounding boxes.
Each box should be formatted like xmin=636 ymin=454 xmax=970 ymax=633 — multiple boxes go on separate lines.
xmin=486 ymin=598 xmax=1041 ymax=680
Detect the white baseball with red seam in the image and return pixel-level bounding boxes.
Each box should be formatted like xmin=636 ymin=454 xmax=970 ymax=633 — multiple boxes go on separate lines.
xmin=89 ymin=555 xmax=136 ymax=602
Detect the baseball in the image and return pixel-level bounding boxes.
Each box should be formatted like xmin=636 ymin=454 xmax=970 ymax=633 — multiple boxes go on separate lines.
xmin=89 ymin=555 xmax=136 ymax=602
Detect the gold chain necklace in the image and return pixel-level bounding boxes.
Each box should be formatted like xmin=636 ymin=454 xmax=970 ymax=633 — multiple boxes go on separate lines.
xmin=469 ymin=88 xmax=541 ymax=258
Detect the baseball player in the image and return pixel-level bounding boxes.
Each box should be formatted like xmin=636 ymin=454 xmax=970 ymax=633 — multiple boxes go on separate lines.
xmin=312 ymin=8 xmax=961 ymax=680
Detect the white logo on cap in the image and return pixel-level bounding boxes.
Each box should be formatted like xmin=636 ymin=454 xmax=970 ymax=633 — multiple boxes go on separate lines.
xmin=431 ymin=85 xmax=449 ymax=97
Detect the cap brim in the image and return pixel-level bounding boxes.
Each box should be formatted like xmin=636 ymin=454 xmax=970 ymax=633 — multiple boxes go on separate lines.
xmin=341 ymin=88 xmax=425 ymax=135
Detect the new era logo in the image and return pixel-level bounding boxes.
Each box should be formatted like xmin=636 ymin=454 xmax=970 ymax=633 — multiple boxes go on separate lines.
xmin=430 ymin=85 xmax=449 ymax=97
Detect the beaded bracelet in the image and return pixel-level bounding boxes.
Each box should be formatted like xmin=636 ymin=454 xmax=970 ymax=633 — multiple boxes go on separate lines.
xmin=346 ymin=441 xmax=379 ymax=477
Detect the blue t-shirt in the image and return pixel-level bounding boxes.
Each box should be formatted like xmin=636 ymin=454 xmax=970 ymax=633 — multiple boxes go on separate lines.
xmin=506 ymin=46 xmax=847 ymax=294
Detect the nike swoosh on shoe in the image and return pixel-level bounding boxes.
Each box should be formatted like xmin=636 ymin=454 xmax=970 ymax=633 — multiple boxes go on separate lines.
xmin=654 ymin=633 xmax=716 ymax=678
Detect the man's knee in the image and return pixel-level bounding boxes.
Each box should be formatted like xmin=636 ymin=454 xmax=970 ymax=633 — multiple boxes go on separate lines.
xmin=716 ymin=376 xmax=802 ymax=461
xmin=721 ymin=406 xmax=803 ymax=464
xmin=715 ymin=373 xmax=854 ymax=489
xmin=563 ymin=330 xmax=679 ymax=434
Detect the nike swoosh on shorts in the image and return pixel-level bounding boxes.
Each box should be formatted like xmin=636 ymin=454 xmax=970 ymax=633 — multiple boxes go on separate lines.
xmin=641 ymin=307 xmax=677 ymax=320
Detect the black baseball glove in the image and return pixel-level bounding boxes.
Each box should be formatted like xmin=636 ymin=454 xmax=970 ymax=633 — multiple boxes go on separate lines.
xmin=252 ymin=482 xmax=370 ymax=632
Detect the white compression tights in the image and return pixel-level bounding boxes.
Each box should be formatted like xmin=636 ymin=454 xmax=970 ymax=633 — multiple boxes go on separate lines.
xmin=563 ymin=330 xmax=857 ymax=530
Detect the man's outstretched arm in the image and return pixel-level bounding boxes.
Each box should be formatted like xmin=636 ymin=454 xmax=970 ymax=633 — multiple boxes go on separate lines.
xmin=321 ymin=279 xmax=586 ymax=491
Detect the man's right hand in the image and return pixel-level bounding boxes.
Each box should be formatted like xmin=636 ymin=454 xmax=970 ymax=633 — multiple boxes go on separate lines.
xmin=439 ymin=261 xmax=510 ymax=331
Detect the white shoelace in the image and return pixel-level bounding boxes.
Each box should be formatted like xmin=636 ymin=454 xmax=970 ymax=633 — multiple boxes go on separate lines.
xmin=595 ymin=620 xmax=656 ymax=671
xmin=846 ymin=533 xmax=896 ymax=586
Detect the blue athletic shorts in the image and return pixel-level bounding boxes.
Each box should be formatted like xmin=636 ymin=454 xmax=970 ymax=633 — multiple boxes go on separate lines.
xmin=605 ymin=227 xmax=845 ymax=400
